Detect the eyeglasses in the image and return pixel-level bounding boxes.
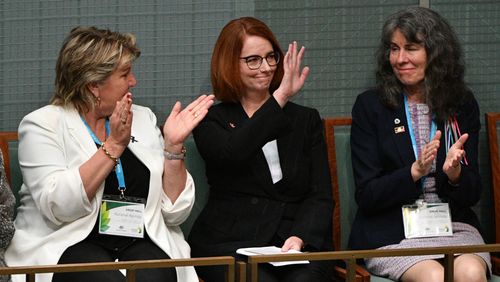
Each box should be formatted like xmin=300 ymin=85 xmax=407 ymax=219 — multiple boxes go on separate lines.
xmin=240 ymin=53 xmax=280 ymax=70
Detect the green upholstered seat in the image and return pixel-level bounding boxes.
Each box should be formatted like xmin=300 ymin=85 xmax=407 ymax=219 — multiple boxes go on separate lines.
xmin=9 ymin=142 xmax=21 ymax=211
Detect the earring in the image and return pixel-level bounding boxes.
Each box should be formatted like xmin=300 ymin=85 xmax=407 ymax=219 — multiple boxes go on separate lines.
xmin=95 ymin=96 xmax=101 ymax=107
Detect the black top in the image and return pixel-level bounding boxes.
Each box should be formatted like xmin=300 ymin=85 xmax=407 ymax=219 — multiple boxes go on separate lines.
xmin=87 ymin=147 xmax=151 ymax=250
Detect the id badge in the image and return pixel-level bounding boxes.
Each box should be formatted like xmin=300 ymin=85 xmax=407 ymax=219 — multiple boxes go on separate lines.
xmin=99 ymin=195 xmax=145 ymax=238
xmin=402 ymin=201 xmax=453 ymax=239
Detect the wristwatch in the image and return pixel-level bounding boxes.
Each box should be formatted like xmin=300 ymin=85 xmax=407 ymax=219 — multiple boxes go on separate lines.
xmin=164 ymin=146 xmax=186 ymax=160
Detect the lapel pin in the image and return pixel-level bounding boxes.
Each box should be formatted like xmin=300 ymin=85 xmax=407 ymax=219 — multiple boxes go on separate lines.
xmin=229 ymin=122 xmax=236 ymax=128
xmin=394 ymin=118 xmax=401 ymax=124
xmin=394 ymin=126 xmax=405 ymax=134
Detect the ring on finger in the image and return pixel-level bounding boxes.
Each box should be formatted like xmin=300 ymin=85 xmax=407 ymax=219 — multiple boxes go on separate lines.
xmin=418 ymin=159 xmax=424 ymax=169
xmin=121 ymin=118 xmax=127 ymax=124
xmin=194 ymin=112 xmax=199 ymax=118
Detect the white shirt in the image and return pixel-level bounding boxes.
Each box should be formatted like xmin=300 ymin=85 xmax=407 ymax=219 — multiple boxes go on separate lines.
xmin=262 ymin=140 xmax=283 ymax=184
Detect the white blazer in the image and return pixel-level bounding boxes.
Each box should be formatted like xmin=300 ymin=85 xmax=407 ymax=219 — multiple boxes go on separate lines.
xmin=5 ymin=104 xmax=198 ymax=282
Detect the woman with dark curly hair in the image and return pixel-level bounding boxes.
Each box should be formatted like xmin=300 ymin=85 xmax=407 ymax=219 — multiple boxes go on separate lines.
xmin=348 ymin=6 xmax=491 ymax=282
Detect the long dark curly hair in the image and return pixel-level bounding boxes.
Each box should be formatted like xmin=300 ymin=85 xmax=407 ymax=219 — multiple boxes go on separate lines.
xmin=375 ymin=6 xmax=472 ymax=122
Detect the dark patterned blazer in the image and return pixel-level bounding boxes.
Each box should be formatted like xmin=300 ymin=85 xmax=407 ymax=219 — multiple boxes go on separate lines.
xmin=348 ymin=89 xmax=483 ymax=250
xmin=188 ymin=96 xmax=333 ymax=256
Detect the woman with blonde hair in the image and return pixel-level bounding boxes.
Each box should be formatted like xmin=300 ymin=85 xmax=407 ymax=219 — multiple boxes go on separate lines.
xmin=6 ymin=26 xmax=213 ymax=282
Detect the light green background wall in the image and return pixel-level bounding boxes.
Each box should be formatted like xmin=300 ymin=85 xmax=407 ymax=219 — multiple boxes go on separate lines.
xmin=1 ymin=0 xmax=499 ymax=241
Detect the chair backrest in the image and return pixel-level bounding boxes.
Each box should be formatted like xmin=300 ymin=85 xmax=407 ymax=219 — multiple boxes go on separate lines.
xmin=181 ymin=137 xmax=209 ymax=236
xmin=0 ymin=132 xmax=18 ymax=185
xmin=323 ymin=117 xmax=356 ymax=251
xmin=485 ymin=112 xmax=500 ymax=275
xmin=486 ymin=113 xmax=500 ymax=243
xmin=0 ymin=132 xmax=22 ymax=208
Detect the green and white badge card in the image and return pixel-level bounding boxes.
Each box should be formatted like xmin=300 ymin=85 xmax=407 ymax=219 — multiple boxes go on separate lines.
xmin=99 ymin=199 xmax=145 ymax=238
xmin=402 ymin=202 xmax=453 ymax=239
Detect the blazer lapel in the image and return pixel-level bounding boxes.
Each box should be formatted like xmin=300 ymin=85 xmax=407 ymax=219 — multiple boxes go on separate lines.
xmin=390 ymin=103 xmax=416 ymax=166
xmin=65 ymin=108 xmax=99 ymax=158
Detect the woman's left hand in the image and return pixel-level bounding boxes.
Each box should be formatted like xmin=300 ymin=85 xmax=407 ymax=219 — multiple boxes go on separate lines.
xmin=163 ymin=94 xmax=214 ymax=149
xmin=273 ymin=41 xmax=310 ymax=108
xmin=443 ymin=133 xmax=468 ymax=184
xmin=281 ymin=236 xmax=304 ymax=252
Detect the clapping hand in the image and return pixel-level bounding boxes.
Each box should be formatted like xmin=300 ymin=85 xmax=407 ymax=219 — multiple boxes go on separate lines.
xmin=163 ymin=94 xmax=214 ymax=149
xmin=443 ymin=133 xmax=468 ymax=183
xmin=412 ymin=130 xmax=441 ymax=180
xmin=108 ymin=92 xmax=133 ymax=149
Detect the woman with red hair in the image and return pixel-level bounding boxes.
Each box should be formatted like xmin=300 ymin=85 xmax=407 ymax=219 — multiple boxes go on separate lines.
xmin=188 ymin=17 xmax=334 ymax=282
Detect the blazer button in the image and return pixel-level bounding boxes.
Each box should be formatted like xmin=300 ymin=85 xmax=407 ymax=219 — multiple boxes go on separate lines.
xmin=251 ymin=197 xmax=259 ymax=204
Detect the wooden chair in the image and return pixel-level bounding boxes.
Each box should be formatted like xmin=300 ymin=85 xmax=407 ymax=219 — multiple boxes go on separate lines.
xmin=486 ymin=112 xmax=500 ymax=275
xmin=324 ymin=117 xmax=370 ymax=282
xmin=324 ymin=117 xmax=395 ymax=282
xmin=0 ymin=131 xmax=18 ymax=186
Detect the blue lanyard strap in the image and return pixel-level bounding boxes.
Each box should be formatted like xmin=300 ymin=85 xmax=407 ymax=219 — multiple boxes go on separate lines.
xmin=404 ymin=95 xmax=437 ymax=160
xmin=80 ymin=116 xmax=126 ymax=194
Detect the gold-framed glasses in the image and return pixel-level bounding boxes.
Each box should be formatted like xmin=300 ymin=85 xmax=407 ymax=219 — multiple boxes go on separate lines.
xmin=240 ymin=52 xmax=280 ymax=70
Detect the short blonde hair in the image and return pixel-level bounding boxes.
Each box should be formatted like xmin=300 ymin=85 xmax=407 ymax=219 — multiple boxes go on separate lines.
xmin=50 ymin=26 xmax=141 ymax=114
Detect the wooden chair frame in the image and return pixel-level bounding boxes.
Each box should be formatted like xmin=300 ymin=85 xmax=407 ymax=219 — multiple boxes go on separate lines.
xmin=324 ymin=117 xmax=352 ymax=252
xmin=246 ymin=244 xmax=500 ymax=282
xmin=323 ymin=117 xmax=370 ymax=282
xmin=0 ymin=256 xmax=239 ymax=282
xmin=486 ymin=112 xmax=500 ymax=275
xmin=0 ymin=131 xmax=18 ymax=186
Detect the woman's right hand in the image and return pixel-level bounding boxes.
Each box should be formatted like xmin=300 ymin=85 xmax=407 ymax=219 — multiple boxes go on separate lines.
xmin=411 ymin=130 xmax=441 ymax=181
xmin=273 ymin=41 xmax=310 ymax=108
xmin=106 ymin=92 xmax=133 ymax=155
xmin=79 ymin=93 xmax=133 ymax=201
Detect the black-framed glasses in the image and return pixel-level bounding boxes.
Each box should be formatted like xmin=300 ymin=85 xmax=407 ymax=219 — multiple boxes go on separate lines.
xmin=240 ymin=52 xmax=280 ymax=70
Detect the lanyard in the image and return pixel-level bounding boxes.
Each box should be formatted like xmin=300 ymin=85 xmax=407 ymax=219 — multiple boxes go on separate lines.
xmin=404 ymin=95 xmax=437 ymax=160
xmin=80 ymin=116 xmax=126 ymax=196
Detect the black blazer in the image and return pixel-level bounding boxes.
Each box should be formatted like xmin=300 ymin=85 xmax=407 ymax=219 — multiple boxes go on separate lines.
xmin=188 ymin=97 xmax=333 ymax=256
xmin=348 ymin=89 xmax=483 ymax=250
